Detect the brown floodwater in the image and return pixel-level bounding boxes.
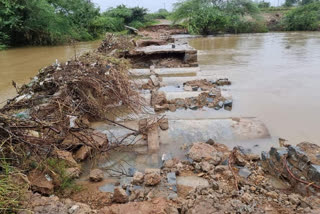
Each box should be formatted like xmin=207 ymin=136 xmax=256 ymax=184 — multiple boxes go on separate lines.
xmin=0 ymin=40 xmax=101 ymax=104
xmin=189 ymin=32 xmax=320 ymax=145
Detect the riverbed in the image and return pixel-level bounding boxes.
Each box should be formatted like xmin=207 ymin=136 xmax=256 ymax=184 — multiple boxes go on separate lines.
xmin=1 ymin=32 xmax=320 ymax=145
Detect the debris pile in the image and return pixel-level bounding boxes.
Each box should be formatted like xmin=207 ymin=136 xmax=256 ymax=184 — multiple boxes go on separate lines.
xmin=24 ymin=141 xmax=320 ymax=213
xmin=0 ymin=44 xmax=143 ymax=199
xmin=97 ymin=33 xmax=135 ymax=56
xmin=148 ymin=80 xmax=233 ymax=112
xmin=183 ymin=78 xmax=231 ymax=91
xmin=138 ymin=25 xmax=187 ymax=40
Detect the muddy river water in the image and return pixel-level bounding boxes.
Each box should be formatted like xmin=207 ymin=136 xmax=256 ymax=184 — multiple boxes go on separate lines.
xmin=1 ymin=32 xmax=320 ymax=145
xmin=0 ymin=40 xmax=101 ymax=104
xmin=189 ymin=32 xmax=320 ymax=145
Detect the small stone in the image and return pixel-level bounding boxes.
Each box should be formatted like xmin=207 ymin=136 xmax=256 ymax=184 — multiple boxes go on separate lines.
xmin=151 ymin=91 xmax=167 ymax=106
xmin=206 ymin=97 xmax=214 ymax=103
xmin=65 ymin=167 xmax=81 ymax=179
xmin=241 ymin=192 xmax=253 ymax=204
xmin=169 ymin=104 xmax=176 ymax=112
xmin=250 ymin=186 xmax=256 ymax=192
xmin=154 ymin=104 xmax=169 ymax=112
xmin=144 ymin=168 xmax=161 ymax=186
xmin=54 ymin=149 xmax=77 ymax=166
xmin=184 ymin=85 xmax=192 ymax=91
xmin=132 ymin=171 xmax=144 ymax=185
xmin=167 ymin=172 xmax=177 ymax=185
xmin=211 ymin=181 xmax=219 ymax=190
xmin=68 ymin=205 xmax=79 ymax=214
xmin=192 ymin=86 xmax=199 ymax=91
xmin=288 ymin=194 xmax=301 ymax=205
xmin=200 ymin=161 xmax=212 ymax=172
xmin=167 ymin=193 xmax=178 ymax=200
xmin=224 ymin=100 xmax=233 ymax=108
xmin=89 ymin=169 xmax=104 ymax=182
xmin=238 ymin=167 xmax=251 ymax=179
xmin=74 ymin=145 xmax=92 ymax=161
xmin=206 ymin=139 xmax=215 ymax=145
xmin=128 ymin=167 xmax=137 ymax=177
xmin=150 ymin=75 xmax=160 ymax=87
xmin=266 ymin=191 xmax=278 ymax=199
xmin=159 ymin=118 xmax=169 ymax=130
xmin=189 ymin=105 xmax=198 ymax=110
xmin=91 ymin=131 xmax=108 ymax=147
xmin=113 ymin=187 xmax=128 ymax=203
xmin=163 ymin=159 xmax=177 ymax=168
xmin=28 ymin=170 xmax=54 ymax=195
xmin=214 ymin=165 xmax=228 ymax=173
xmin=188 ymin=142 xmax=221 ymax=164
xmin=174 ymin=98 xmax=186 ymax=108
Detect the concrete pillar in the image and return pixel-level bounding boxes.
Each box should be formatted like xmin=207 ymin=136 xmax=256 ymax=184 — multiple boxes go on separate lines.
xmin=147 ymin=124 xmax=160 ymax=152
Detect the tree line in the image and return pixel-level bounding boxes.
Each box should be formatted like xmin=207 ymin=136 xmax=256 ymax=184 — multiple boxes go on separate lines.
xmin=0 ymin=0 xmax=154 ymax=49
xmin=1 ymin=0 xmax=320 ymax=49
xmin=171 ymin=0 xmax=320 ymax=34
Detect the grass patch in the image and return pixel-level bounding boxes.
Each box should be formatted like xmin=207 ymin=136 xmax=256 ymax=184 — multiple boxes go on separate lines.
xmin=0 ymin=160 xmax=28 ymax=213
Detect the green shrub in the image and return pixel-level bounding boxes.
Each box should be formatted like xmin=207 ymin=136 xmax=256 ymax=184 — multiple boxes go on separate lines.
xmin=172 ymin=0 xmax=264 ymax=35
xmin=283 ymin=2 xmax=320 ymax=30
xmin=148 ymin=9 xmax=171 ymax=19
xmin=129 ymin=21 xmax=145 ymax=29
xmin=228 ymin=19 xmax=268 ymax=33
xmin=258 ymin=1 xmax=271 ymax=8
xmin=188 ymin=7 xmax=229 ymax=34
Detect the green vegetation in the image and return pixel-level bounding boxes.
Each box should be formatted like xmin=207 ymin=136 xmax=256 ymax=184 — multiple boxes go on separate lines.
xmin=284 ymin=0 xmax=319 ymax=6
xmin=0 ymin=1 xmax=154 ymax=48
xmin=0 ymin=160 xmax=28 ymax=213
xmin=283 ymin=2 xmax=320 ymax=30
xmin=147 ymin=9 xmax=171 ymax=19
xmin=172 ymin=0 xmax=267 ymax=34
xmin=258 ymin=1 xmax=271 ymax=8
xmin=46 ymin=158 xmax=81 ymax=195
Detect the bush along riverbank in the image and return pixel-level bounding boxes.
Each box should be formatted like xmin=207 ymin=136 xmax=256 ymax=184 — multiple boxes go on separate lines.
xmin=0 ymin=1 xmax=157 ymax=49
xmin=171 ymin=0 xmax=320 ymax=35
xmin=1 ymin=25 xmax=320 ymax=213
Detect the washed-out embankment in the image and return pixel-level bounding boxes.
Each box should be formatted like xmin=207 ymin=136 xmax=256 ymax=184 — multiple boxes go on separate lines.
xmin=1 ymin=24 xmax=320 ymax=213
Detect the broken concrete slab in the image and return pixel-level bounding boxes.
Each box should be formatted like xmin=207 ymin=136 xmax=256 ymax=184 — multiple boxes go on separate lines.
xmin=261 ymin=142 xmax=320 ymax=194
xmin=141 ymin=90 xmax=232 ymax=106
xmin=132 ymin=44 xmax=197 ymax=55
xmin=129 ymin=67 xmax=200 ymax=77
xmin=148 ymin=125 xmax=160 ymax=152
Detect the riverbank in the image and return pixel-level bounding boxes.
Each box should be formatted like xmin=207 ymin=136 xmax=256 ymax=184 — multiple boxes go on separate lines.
xmin=1 ymin=25 xmax=320 ymax=213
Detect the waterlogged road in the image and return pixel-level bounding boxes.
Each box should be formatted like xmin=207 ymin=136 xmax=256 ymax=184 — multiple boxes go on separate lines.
xmin=0 ymin=40 xmax=100 ymax=104
xmin=189 ymin=32 xmax=320 ymax=145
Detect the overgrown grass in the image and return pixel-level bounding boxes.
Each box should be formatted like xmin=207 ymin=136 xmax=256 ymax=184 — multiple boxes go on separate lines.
xmin=0 ymin=160 xmax=28 ymax=213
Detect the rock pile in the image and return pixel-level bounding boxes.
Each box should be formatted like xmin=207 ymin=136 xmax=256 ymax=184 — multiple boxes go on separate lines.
xmin=151 ymin=87 xmax=233 ymax=112
xmin=262 ymin=142 xmax=320 ymax=194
